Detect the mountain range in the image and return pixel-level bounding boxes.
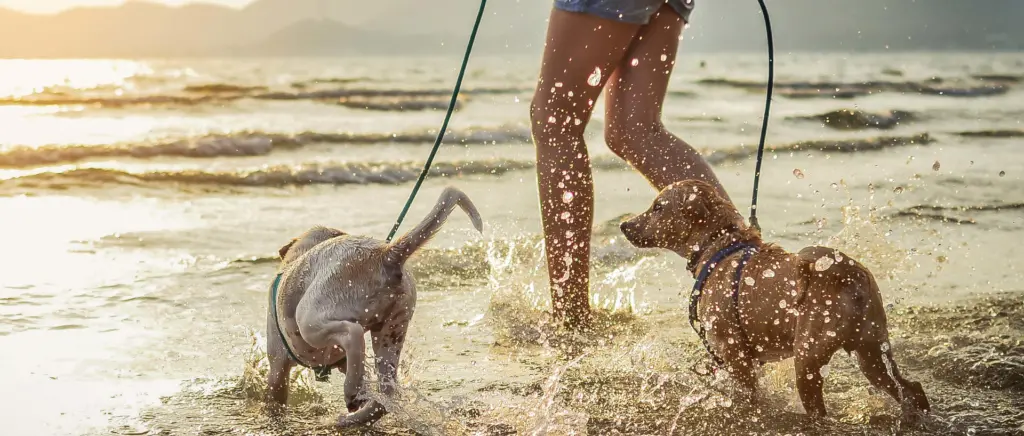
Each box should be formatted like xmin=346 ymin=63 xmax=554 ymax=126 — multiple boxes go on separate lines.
xmin=0 ymin=0 xmax=1021 ymax=58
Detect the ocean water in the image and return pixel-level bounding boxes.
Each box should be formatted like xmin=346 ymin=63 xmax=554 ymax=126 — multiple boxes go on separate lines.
xmin=0 ymin=52 xmax=1022 ymax=436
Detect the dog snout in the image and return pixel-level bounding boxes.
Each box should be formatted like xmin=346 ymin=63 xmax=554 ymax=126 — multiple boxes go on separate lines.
xmin=619 ymin=218 xmax=648 ymax=247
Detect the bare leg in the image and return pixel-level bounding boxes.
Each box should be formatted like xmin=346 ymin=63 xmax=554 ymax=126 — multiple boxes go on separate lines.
xmin=603 ymin=5 xmax=730 ymax=202
xmin=530 ymin=9 xmax=640 ymax=329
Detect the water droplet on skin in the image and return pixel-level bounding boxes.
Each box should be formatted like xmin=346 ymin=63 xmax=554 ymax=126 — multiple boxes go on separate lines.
xmin=728 ymin=338 xmax=735 ymax=344
xmin=691 ymin=244 xmax=700 ymax=252
xmin=806 ymin=373 xmax=814 ymax=380
xmin=999 ymin=171 xmax=1006 ymax=177
xmin=560 ymin=211 xmax=571 ymax=221
xmin=688 ymin=193 xmax=696 ymax=201
xmin=744 ymin=277 xmax=756 ymax=286
xmin=834 ymin=252 xmax=844 ymax=262
xmin=814 ymin=256 xmax=835 ymax=272
xmin=547 ymin=116 xmax=556 ymax=123
xmin=587 ymin=67 xmax=602 ymax=86
xmin=881 ymin=342 xmax=890 ymax=352
xmin=554 ymin=82 xmax=563 ymax=88
xmin=824 ymin=317 xmax=831 ymax=324
xmin=773 ymin=319 xmax=780 ymax=325
xmin=793 ymin=169 xmax=805 ymax=179
xmin=565 ymin=231 xmax=574 ymax=238
xmin=562 ymin=191 xmax=575 ymax=203
xmin=820 ymin=365 xmax=831 ymax=378
xmin=932 ymin=161 xmax=941 ymax=171
xmin=573 ymin=118 xmax=582 ymax=126
xmin=826 ymin=331 xmax=836 ymax=337
xmin=660 ymin=54 xmax=668 ymax=61
xmin=755 ymin=345 xmax=763 ymax=352
xmin=779 ymin=300 xmax=787 ymax=309
xmin=893 ymin=186 xmax=904 ymax=194
xmin=630 ymin=58 xmax=640 ymax=67
xmin=762 ymin=269 xmax=775 ymax=278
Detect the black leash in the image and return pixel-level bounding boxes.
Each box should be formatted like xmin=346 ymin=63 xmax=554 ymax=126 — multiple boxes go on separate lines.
xmin=749 ymin=0 xmax=775 ymax=231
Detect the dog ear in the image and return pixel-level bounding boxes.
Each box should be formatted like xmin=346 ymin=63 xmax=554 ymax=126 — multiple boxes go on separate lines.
xmin=278 ymin=238 xmax=298 ymax=258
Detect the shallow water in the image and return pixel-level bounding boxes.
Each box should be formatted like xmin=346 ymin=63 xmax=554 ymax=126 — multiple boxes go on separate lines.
xmin=0 ymin=52 xmax=1021 ymax=436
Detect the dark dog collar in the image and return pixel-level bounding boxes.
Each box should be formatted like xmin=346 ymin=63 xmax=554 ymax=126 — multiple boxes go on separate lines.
xmin=688 ymin=241 xmax=759 ymax=369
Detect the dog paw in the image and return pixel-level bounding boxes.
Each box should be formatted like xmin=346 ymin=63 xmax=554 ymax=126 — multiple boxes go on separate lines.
xmin=336 ymin=402 xmax=387 ymax=429
xmin=346 ymin=398 xmax=368 ymax=413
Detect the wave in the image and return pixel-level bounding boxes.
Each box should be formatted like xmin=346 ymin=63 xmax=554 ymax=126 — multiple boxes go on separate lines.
xmin=703 ymin=133 xmax=934 ymax=165
xmin=889 ymin=203 xmax=1024 ymax=225
xmin=793 ymin=109 xmax=915 ymax=130
xmin=0 ymin=133 xmax=939 ymax=192
xmin=336 ymin=95 xmax=465 ymax=112
xmin=1 ymin=159 xmax=537 ymax=189
xmin=698 ymin=78 xmax=1011 ymax=99
xmin=253 ymin=86 xmax=527 ymax=101
xmin=0 ymin=126 xmax=532 ymax=168
xmin=0 ymin=94 xmax=237 ymax=107
xmin=0 ymin=86 xmax=527 ymax=109
xmin=954 ymin=129 xmax=1024 ymax=138
xmin=291 ymin=77 xmax=367 ymax=88
xmin=903 ymin=203 xmax=1024 ymax=213
xmin=971 ymin=74 xmax=1023 ymax=83
xmin=182 ymin=83 xmax=269 ymax=94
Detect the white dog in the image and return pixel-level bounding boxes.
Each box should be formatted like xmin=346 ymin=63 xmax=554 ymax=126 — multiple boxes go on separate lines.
xmin=265 ymin=186 xmax=483 ymax=427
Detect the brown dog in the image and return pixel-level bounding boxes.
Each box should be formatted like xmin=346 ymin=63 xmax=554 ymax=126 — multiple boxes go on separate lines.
xmin=619 ymin=179 xmax=929 ymax=423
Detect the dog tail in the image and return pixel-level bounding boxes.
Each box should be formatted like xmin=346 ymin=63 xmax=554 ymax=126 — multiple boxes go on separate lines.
xmin=386 ymin=186 xmax=483 ymax=265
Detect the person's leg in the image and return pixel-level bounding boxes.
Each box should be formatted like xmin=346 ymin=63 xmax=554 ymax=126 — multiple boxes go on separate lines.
xmin=530 ymin=8 xmax=640 ymax=329
xmin=603 ymin=4 xmax=731 ymax=202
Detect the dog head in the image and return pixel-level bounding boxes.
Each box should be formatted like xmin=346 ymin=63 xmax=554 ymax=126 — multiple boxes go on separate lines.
xmin=620 ymin=179 xmax=745 ymax=253
xmin=278 ymin=226 xmax=347 ymax=264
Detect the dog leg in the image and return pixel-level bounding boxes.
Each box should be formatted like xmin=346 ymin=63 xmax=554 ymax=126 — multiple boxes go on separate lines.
xmin=794 ymin=352 xmax=829 ymax=417
xmin=329 ymin=321 xmax=368 ymax=415
xmin=265 ymin=313 xmax=294 ymax=409
xmin=333 ymin=319 xmax=408 ymax=429
xmin=372 ymin=315 xmax=409 ymax=398
xmin=710 ymin=330 xmax=759 ymax=401
xmin=793 ymin=311 xmax=844 ymax=417
xmin=855 ymin=343 xmax=930 ymax=425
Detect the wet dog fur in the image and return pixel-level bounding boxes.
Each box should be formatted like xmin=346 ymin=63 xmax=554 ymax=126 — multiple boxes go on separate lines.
xmin=619 ymin=179 xmax=929 ymax=424
xmin=265 ymin=187 xmax=483 ymax=428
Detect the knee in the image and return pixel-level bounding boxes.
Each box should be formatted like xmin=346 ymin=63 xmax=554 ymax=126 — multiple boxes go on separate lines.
xmin=529 ymin=97 xmax=585 ymax=151
xmin=603 ymin=114 xmax=662 ymax=157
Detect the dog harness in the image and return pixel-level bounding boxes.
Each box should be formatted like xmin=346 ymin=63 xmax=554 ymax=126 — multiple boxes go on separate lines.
xmin=269 ymin=272 xmax=336 ymax=382
xmin=689 ymin=241 xmax=759 ymax=369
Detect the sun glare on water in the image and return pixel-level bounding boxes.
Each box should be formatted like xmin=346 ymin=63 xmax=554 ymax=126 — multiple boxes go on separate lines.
xmin=0 ymin=59 xmax=150 ymax=99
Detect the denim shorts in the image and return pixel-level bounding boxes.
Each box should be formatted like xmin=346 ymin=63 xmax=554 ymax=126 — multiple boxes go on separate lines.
xmin=554 ymin=0 xmax=695 ymax=25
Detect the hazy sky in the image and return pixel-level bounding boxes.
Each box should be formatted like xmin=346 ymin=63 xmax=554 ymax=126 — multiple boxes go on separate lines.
xmin=0 ymin=0 xmax=253 ymax=14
